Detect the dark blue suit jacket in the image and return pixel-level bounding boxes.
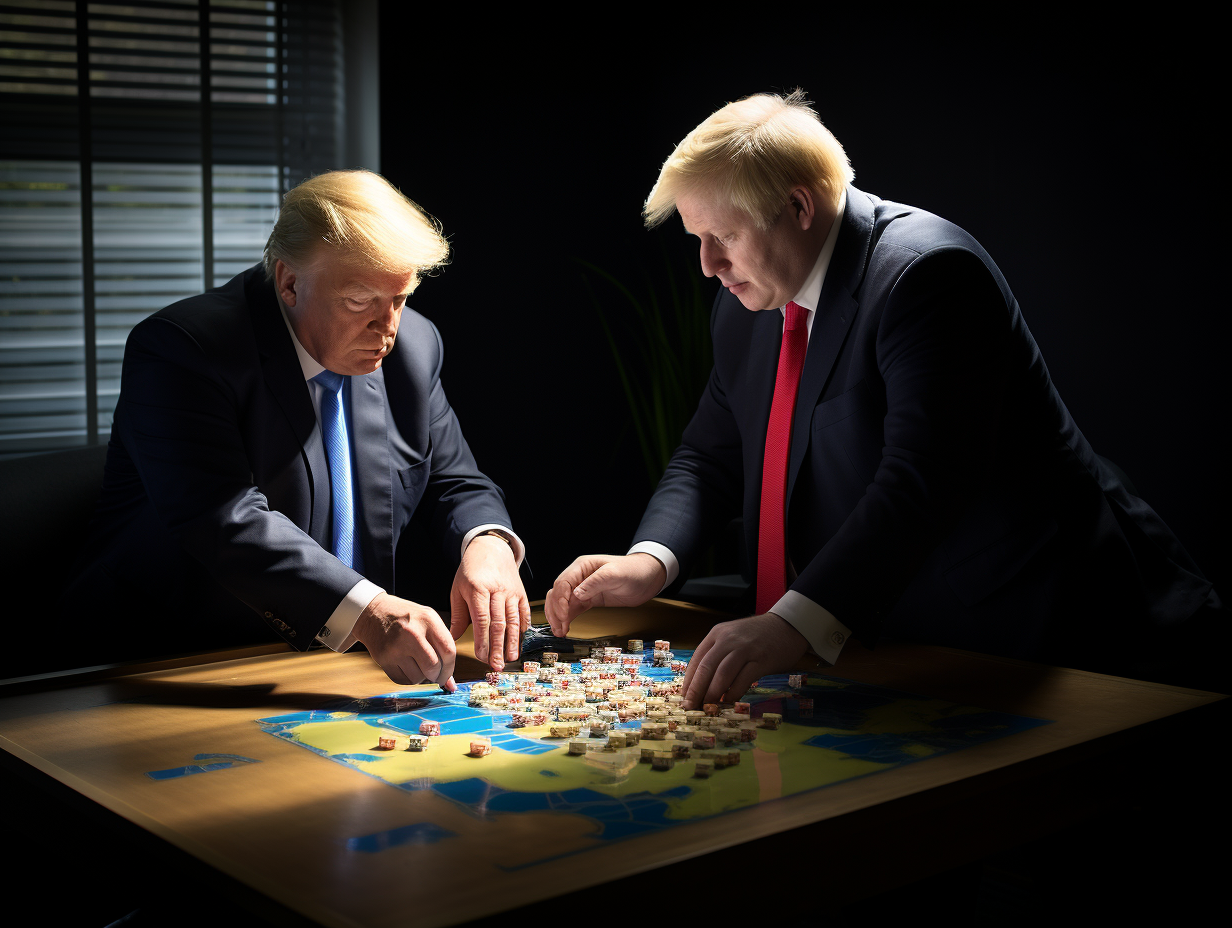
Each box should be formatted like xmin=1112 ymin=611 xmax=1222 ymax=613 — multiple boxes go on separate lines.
xmin=634 ymin=186 xmax=1213 ymax=667
xmin=71 ymin=265 xmax=512 ymax=651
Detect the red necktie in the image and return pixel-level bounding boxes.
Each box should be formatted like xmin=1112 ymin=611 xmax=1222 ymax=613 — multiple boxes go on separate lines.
xmin=756 ymin=301 xmax=809 ymax=615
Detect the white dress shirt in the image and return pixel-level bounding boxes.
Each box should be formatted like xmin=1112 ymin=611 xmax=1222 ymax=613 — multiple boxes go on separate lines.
xmin=278 ymin=305 xmax=524 ymax=650
xmin=629 ymin=190 xmax=853 ymax=665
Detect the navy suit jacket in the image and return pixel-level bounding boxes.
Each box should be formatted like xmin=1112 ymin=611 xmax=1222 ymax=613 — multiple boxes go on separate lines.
xmin=71 ymin=265 xmax=513 ymax=651
xmin=635 ymin=186 xmax=1213 ymax=667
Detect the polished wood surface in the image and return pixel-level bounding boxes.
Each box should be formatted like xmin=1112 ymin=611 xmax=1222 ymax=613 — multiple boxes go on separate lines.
xmin=0 ymin=599 xmax=1223 ymax=927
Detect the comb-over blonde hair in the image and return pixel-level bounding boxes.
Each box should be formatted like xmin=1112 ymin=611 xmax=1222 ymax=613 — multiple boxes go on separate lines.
xmin=644 ymin=90 xmax=853 ymax=231
xmin=263 ymin=170 xmax=449 ymax=283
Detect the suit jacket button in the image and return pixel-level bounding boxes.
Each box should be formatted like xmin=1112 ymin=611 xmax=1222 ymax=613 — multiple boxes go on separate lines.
xmin=830 ymin=631 xmax=845 ymax=646
xmin=264 ymin=611 xmax=273 ymax=618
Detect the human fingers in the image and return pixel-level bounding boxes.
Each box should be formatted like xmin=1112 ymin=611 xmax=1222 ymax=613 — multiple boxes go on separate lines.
xmin=683 ymin=635 xmax=725 ymax=709
xmin=548 ymin=574 xmax=589 ymax=633
xmin=423 ymin=611 xmax=457 ymax=687
xmin=468 ymin=586 xmax=491 ymax=664
xmin=488 ymin=591 xmax=508 ymax=666
xmin=504 ymin=595 xmax=521 ymax=662
xmin=681 ymin=634 xmax=715 ymax=702
xmin=448 ymin=583 xmax=470 ymax=641
xmin=702 ymin=649 xmax=747 ymax=706
xmin=517 ymin=590 xmax=532 ymax=641
xmin=484 ymin=592 xmax=508 ymax=671
xmin=722 ymin=662 xmax=765 ymax=704
xmin=381 ymin=652 xmax=422 ymax=686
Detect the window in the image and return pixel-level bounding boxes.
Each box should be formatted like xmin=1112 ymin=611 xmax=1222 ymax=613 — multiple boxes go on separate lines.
xmin=0 ymin=0 xmax=349 ymax=457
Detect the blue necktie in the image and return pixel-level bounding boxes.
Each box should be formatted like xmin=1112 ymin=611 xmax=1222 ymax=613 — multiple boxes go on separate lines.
xmin=312 ymin=370 xmax=360 ymax=570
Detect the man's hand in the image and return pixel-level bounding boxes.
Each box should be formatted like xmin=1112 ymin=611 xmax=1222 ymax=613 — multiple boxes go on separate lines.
xmin=351 ymin=592 xmax=457 ymax=691
xmin=449 ymin=534 xmax=531 ymax=670
xmin=544 ymin=553 xmax=666 ymax=636
xmin=681 ymin=613 xmax=810 ymax=708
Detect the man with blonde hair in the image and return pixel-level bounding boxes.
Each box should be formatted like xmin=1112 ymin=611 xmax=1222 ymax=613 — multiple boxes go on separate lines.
xmin=547 ymin=91 xmax=1219 ymax=697
xmin=67 ymin=170 xmax=529 ymax=686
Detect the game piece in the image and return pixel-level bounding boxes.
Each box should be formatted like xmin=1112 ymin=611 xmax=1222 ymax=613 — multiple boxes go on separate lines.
xmin=654 ymin=639 xmax=670 ymax=651
xmin=568 ymin=738 xmax=588 ymax=755
xmin=470 ymin=736 xmax=491 ymax=757
xmin=642 ymin=722 xmax=667 ymax=740
xmin=378 ymin=735 xmax=397 ymax=750
xmin=760 ymin=713 xmax=782 ymax=730
xmin=725 ymin=749 xmax=741 ymax=766
xmin=671 ymin=741 xmax=691 ymax=760
xmin=627 ymin=639 xmax=643 ymax=652
xmin=406 ymin=734 xmax=429 ymax=752
xmin=703 ymin=703 xmax=720 ymax=717
xmin=788 ymin=673 xmax=805 ymax=689
xmin=419 ymin=720 xmax=440 ymax=736
xmin=640 ymin=746 xmax=656 ymax=762
xmin=738 ymin=722 xmax=758 ymax=742
xmin=694 ymin=758 xmax=714 ymax=778
xmin=733 ymin=702 xmax=751 ymax=715
xmin=541 ymin=651 xmax=558 ymax=666
xmin=694 ymin=731 xmax=716 ymax=749
xmin=651 ymin=753 xmax=674 ymax=771
xmin=671 ymin=659 xmax=688 ymax=673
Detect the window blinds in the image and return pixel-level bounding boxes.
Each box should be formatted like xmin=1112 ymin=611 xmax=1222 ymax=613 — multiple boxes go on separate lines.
xmin=0 ymin=0 xmax=342 ymax=456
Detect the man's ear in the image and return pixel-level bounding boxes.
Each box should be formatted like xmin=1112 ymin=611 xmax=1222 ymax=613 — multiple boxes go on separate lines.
xmin=274 ymin=259 xmax=298 ymax=307
xmin=789 ymin=186 xmax=817 ymax=232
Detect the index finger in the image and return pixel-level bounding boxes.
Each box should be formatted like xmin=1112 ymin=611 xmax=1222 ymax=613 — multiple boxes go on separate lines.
xmin=423 ymin=612 xmax=457 ymax=688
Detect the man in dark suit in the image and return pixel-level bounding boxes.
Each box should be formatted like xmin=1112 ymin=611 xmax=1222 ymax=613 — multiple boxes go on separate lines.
xmin=68 ymin=170 xmax=529 ymax=684
xmin=545 ymin=91 xmax=1219 ymax=701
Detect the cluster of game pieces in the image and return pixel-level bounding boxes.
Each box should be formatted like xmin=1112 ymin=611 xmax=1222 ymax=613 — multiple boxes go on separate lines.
xmin=462 ymin=638 xmax=783 ymax=777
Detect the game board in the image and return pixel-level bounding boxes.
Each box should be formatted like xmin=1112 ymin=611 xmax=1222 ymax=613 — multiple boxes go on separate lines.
xmin=257 ymin=645 xmax=1050 ymax=866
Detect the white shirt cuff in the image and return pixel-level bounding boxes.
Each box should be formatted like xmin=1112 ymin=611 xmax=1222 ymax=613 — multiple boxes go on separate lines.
xmin=627 ymin=541 xmax=679 ymax=594
xmin=315 ymin=578 xmax=384 ymax=651
xmin=769 ymin=590 xmax=852 ymax=665
xmin=462 ymin=524 xmax=525 ymax=567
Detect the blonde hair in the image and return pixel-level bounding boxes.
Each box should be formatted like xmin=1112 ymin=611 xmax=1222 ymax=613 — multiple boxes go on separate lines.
xmin=263 ymin=170 xmax=449 ymax=283
xmin=644 ymin=90 xmax=854 ymax=230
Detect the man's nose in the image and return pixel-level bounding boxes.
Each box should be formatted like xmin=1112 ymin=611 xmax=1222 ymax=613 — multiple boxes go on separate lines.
xmin=371 ymin=300 xmax=399 ymax=334
xmin=698 ymin=242 xmax=724 ymax=278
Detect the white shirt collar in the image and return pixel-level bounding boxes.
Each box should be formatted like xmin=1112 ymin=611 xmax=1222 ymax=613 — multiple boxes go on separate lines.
xmin=279 ymin=300 xmax=325 ymax=381
xmin=782 ymin=187 xmax=847 ymax=323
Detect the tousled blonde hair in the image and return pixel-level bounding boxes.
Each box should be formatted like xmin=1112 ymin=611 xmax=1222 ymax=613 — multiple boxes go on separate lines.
xmin=644 ymin=90 xmax=854 ymax=231
xmin=263 ymin=170 xmax=449 ymax=283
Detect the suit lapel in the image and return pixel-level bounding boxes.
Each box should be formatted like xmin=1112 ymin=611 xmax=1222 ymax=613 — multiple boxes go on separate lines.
xmin=787 ymin=188 xmax=877 ymax=503
xmin=247 ymin=269 xmax=330 ymax=543
xmin=350 ymin=368 xmax=394 ymax=590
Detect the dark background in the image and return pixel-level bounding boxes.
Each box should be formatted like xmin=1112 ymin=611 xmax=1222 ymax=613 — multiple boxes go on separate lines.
xmin=377 ymin=14 xmax=1226 ymax=603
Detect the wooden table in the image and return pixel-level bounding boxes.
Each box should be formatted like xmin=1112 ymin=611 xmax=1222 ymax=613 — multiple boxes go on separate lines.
xmin=0 ymin=599 xmax=1224 ymax=926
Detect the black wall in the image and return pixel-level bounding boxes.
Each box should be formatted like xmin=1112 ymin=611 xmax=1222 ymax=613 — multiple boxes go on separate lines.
xmin=377 ymin=14 xmax=1226 ymax=602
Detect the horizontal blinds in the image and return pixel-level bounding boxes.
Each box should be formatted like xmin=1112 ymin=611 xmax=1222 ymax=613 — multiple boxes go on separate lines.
xmin=0 ymin=0 xmax=340 ymax=457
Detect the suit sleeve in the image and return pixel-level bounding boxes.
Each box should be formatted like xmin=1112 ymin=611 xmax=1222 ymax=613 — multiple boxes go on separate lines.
xmin=115 ymin=316 xmax=360 ymax=648
xmin=410 ymin=321 xmax=515 ymax=566
xmin=791 ymin=246 xmax=1015 ymax=634
xmin=631 ymin=296 xmax=745 ymax=587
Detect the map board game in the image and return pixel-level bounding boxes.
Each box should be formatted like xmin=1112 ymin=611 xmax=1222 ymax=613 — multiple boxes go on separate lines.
xmin=257 ymin=646 xmax=1050 ymax=867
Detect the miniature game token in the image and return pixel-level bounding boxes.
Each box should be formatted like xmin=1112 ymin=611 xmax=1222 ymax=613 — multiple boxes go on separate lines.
xmin=470 ymin=736 xmax=492 ymax=757
xmin=738 ymin=722 xmax=758 ymax=742
xmin=378 ymin=735 xmax=398 ymax=750
xmin=627 ymin=639 xmax=643 ymax=652
xmin=542 ymin=651 xmax=558 ymax=666
xmin=694 ymin=731 xmax=716 ymax=749
xmin=703 ymin=703 xmax=720 ymax=716
xmin=654 ymin=639 xmax=670 ymax=651
xmin=568 ymin=738 xmax=589 ymax=755
xmin=419 ymin=720 xmax=441 ymax=736
xmin=651 ymin=752 xmax=675 ymax=770
xmin=671 ymin=741 xmax=691 ymax=760
xmin=733 ymin=702 xmax=751 ymax=715
xmin=671 ymin=659 xmax=688 ymax=673
xmin=694 ymin=758 xmax=714 ymax=777
xmin=788 ymin=674 xmax=805 ymax=688
xmin=796 ymin=697 xmax=814 ymax=717
xmin=760 ymin=713 xmax=782 ymax=730
xmin=607 ymin=730 xmax=627 ymax=750
xmin=406 ymin=734 xmax=429 ymax=751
